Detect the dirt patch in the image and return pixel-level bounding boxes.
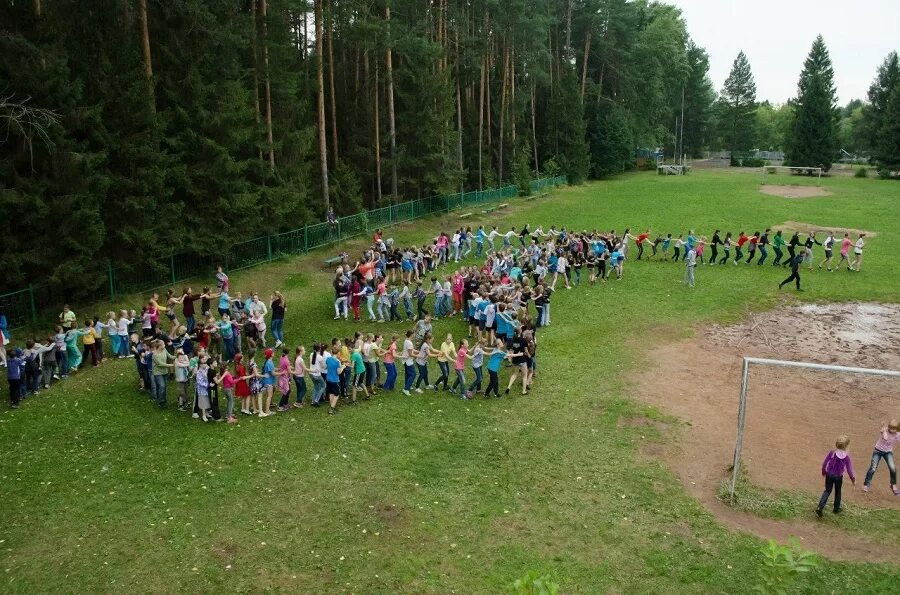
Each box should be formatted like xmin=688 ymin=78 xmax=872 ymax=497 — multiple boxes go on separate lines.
xmin=760 ymin=184 xmax=833 ymax=198
xmin=773 ymin=221 xmax=877 ymax=239
xmin=633 ymin=303 xmax=900 ymax=563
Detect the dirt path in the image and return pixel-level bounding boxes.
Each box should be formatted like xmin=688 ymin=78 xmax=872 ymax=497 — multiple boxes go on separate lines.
xmin=632 ymin=303 xmax=900 ymax=563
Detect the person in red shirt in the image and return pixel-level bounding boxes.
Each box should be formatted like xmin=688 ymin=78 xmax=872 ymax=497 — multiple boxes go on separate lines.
xmin=635 ymin=229 xmax=651 ymax=260
xmin=734 ymin=231 xmax=748 ymax=265
xmin=744 ymin=231 xmax=760 ymax=264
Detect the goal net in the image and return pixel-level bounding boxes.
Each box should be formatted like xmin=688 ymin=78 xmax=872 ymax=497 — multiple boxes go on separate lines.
xmin=728 ymin=357 xmax=900 ymax=508
xmin=760 ymin=165 xmax=824 ymax=187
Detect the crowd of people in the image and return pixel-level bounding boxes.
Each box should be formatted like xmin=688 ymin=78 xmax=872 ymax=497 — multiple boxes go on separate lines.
xmin=1 ymin=223 xmax=869 ymax=416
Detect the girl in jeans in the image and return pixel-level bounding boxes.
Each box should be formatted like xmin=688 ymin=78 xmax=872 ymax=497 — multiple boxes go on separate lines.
xmin=292 ymin=346 xmax=307 ymax=407
xmin=862 ymin=420 xmax=900 ymax=495
xmin=270 ymin=291 xmax=286 ymax=347
xmin=817 ymin=435 xmax=856 ymax=516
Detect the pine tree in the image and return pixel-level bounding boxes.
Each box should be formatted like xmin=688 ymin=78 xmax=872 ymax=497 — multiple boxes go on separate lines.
xmin=587 ymin=101 xmax=632 ymax=178
xmin=681 ymin=41 xmax=715 ymax=158
xmin=785 ymin=35 xmax=839 ymax=171
xmin=717 ymin=51 xmax=757 ymax=158
xmin=544 ymin=67 xmax=589 ymax=183
xmin=864 ymin=52 xmax=900 ymax=172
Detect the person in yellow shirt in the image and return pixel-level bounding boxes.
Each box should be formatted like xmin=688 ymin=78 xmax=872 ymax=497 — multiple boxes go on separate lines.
xmin=338 ymin=338 xmax=351 ymax=398
xmin=80 ymin=320 xmax=101 ymax=367
xmin=435 ymin=333 xmax=455 ymax=391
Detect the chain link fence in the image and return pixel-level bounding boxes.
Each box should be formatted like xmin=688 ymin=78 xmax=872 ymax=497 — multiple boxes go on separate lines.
xmin=0 ymin=177 xmax=566 ymax=330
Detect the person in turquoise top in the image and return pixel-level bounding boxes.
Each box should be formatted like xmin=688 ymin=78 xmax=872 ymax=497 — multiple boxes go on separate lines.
xmin=350 ymin=347 xmax=368 ymax=403
xmin=64 ymin=327 xmax=88 ymax=370
xmin=217 ymin=314 xmax=235 ymax=361
xmin=475 ymin=226 xmax=485 ymax=257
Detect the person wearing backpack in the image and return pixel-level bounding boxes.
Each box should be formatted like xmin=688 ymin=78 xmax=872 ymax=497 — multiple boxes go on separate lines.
xmin=7 ymin=348 xmax=25 ymax=408
xmin=23 ymin=339 xmax=43 ymax=396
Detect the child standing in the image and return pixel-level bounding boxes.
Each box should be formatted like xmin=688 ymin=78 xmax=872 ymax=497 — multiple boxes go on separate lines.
xmin=174 ymin=349 xmax=191 ymax=410
xmin=817 ymin=435 xmax=856 ymax=517
xmin=862 ymin=420 xmax=899 ymax=495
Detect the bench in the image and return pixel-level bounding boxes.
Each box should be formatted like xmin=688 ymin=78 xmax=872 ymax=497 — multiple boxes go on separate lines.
xmin=323 ymin=255 xmax=344 ymax=269
xmin=459 ymin=212 xmax=474 ymax=219
xmin=481 ymin=206 xmax=498 ymax=214
xmin=526 ymin=191 xmax=549 ymax=201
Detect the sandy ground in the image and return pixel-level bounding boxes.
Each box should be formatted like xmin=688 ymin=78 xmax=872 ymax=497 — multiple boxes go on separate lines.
xmin=759 ymin=184 xmax=833 ymax=198
xmin=633 ymin=303 xmax=900 ymax=562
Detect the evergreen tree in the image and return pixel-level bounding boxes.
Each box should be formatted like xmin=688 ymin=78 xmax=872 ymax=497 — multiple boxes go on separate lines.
xmin=863 ymin=52 xmax=900 ymax=172
xmin=681 ymin=41 xmax=715 ymax=158
xmin=544 ymin=67 xmax=589 ymax=183
xmin=784 ymin=35 xmax=839 ymax=171
xmin=587 ymin=101 xmax=632 ymax=178
xmin=716 ymin=51 xmax=758 ymax=157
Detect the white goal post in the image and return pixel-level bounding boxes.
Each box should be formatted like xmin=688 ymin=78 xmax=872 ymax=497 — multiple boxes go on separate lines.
xmin=729 ymin=357 xmax=900 ymax=500
xmin=760 ymin=165 xmax=823 ymax=186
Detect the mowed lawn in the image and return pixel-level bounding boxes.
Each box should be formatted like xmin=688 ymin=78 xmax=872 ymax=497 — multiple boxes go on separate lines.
xmin=2 ymin=170 xmax=899 ymax=593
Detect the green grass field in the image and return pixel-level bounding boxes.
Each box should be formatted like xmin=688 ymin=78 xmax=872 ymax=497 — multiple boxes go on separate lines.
xmin=2 ymin=169 xmax=899 ymax=593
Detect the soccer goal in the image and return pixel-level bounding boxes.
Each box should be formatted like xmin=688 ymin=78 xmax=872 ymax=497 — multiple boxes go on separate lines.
xmin=760 ymin=165 xmax=824 ymax=187
xmin=728 ymin=357 xmax=900 ymax=501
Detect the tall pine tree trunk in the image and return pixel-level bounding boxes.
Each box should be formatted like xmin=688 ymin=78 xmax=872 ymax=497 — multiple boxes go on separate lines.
xmin=456 ymin=26 xmax=464 ymax=193
xmin=580 ymin=28 xmax=591 ymax=101
xmin=250 ymin=0 xmax=263 ymax=161
xmin=33 ymin=0 xmax=41 ymax=17
xmin=374 ymin=57 xmax=383 ymax=204
xmin=499 ymin=40 xmax=509 ymax=183
xmin=478 ymin=53 xmax=486 ymax=189
xmin=138 ymin=0 xmax=155 ymax=112
xmin=315 ymin=0 xmax=330 ymax=209
xmin=260 ymin=0 xmax=276 ymax=170
xmin=385 ymin=4 xmax=398 ymax=198
xmin=531 ymin=84 xmax=539 ymax=176
xmin=327 ymin=0 xmax=339 ymax=165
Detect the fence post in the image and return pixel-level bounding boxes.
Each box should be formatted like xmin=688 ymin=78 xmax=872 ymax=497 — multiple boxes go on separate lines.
xmin=445 ymin=194 xmax=451 ymax=212
xmin=267 ymin=235 xmax=273 ymax=262
xmin=337 ymin=218 xmax=342 ymax=239
xmin=107 ymin=261 xmax=116 ymax=301
xmin=28 ymin=284 xmax=37 ymax=323
xmin=303 ymin=225 xmax=308 ymax=254
xmin=170 ymin=252 xmax=176 ymax=285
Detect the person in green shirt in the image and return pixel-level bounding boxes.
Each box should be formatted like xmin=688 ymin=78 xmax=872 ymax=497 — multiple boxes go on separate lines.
xmin=151 ymin=340 xmax=175 ymax=408
xmin=59 ymin=305 xmax=77 ymax=330
xmin=350 ymin=346 xmax=368 ymax=403
xmin=772 ymin=230 xmax=786 ymax=266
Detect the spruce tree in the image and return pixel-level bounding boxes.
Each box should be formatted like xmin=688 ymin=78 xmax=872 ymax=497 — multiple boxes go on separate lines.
xmin=717 ymin=51 xmax=758 ymax=158
xmin=545 ymin=67 xmax=589 ymax=184
xmin=681 ymin=42 xmax=715 ymax=158
xmin=785 ymin=35 xmax=839 ymax=171
xmin=864 ymin=52 xmax=900 ymax=172
xmin=587 ymin=101 xmax=632 ymax=178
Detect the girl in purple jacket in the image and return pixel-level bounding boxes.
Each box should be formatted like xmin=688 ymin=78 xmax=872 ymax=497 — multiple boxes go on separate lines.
xmin=817 ymin=435 xmax=856 ymax=517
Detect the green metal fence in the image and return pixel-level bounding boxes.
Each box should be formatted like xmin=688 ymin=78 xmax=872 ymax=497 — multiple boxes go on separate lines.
xmin=0 ymin=176 xmax=566 ymax=330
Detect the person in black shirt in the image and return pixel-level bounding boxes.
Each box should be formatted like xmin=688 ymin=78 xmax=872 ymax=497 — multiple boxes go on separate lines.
xmin=779 ymin=249 xmax=806 ymax=291
xmin=709 ymin=231 xmax=722 ymax=265
xmin=785 ymin=232 xmax=800 ymax=267
xmin=270 ymin=291 xmax=286 ymax=348
xmin=505 ymin=331 xmax=530 ymax=396
xmin=756 ymin=229 xmax=770 ymax=266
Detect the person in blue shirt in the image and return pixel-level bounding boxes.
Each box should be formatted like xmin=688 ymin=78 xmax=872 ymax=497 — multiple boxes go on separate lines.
xmin=475 ymin=226 xmax=485 ymax=257
xmin=259 ymin=348 xmax=277 ymax=417
xmin=484 ymin=339 xmax=522 ymax=399
xmin=6 ymin=348 xmax=25 ymax=408
xmin=324 ymin=345 xmax=345 ymax=414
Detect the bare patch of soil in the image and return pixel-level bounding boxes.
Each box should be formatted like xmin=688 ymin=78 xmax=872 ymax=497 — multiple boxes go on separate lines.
xmin=633 ymin=303 xmax=900 ymax=562
xmin=760 ymin=184 xmax=833 ymax=198
xmin=774 ymin=221 xmax=878 ymax=238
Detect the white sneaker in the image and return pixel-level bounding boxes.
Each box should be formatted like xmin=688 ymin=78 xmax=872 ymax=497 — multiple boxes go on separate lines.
xmin=415 ymin=388 xmax=423 ymax=394
xmin=192 ymin=413 xmax=200 ymax=419
xmin=402 ymin=389 xmax=411 ymax=396
xmin=258 ymin=412 xmax=266 ymax=418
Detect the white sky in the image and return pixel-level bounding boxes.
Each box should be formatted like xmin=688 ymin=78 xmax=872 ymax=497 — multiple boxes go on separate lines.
xmin=671 ymin=0 xmax=900 ymax=105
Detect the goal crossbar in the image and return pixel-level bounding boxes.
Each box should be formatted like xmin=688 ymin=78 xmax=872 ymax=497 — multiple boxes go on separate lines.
xmin=729 ymin=357 xmax=900 ymax=500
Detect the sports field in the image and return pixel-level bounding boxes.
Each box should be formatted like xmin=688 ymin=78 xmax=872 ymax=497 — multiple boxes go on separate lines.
xmin=2 ymin=169 xmax=899 ymax=593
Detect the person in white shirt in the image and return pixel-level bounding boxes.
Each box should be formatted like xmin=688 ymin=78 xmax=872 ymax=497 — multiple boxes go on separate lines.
xmin=451 ymin=231 xmax=461 ymax=262
xmin=850 ymin=233 xmax=866 ymax=271
xmin=684 ymin=247 xmax=697 ymax=288
xmin=552 ymin=254 xmax=571 ymax=290
xmin=485 ymin=227 xmax=501 ymax=253
xmin=401 ymin=330 xmax=417 ymax=395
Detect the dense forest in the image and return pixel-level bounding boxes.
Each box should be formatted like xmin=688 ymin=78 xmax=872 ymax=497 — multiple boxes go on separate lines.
xmin=1 ymin=1 xmax=897 ymax=298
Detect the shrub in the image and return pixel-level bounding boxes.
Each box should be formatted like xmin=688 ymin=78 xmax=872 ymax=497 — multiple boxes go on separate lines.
xmin=509 ymin=571 xmax=559 ymax=595
xmin=854 ymin=166 xmax=868 ymax=178
xmin=754 ymin=539 xmax=818 ymax=595
xmin=742 ymin=157 xmax=766 ymax=168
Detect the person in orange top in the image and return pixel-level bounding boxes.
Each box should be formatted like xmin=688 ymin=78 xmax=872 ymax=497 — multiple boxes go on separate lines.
xmin=734 ymin=231 xmax=749 ymax=265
